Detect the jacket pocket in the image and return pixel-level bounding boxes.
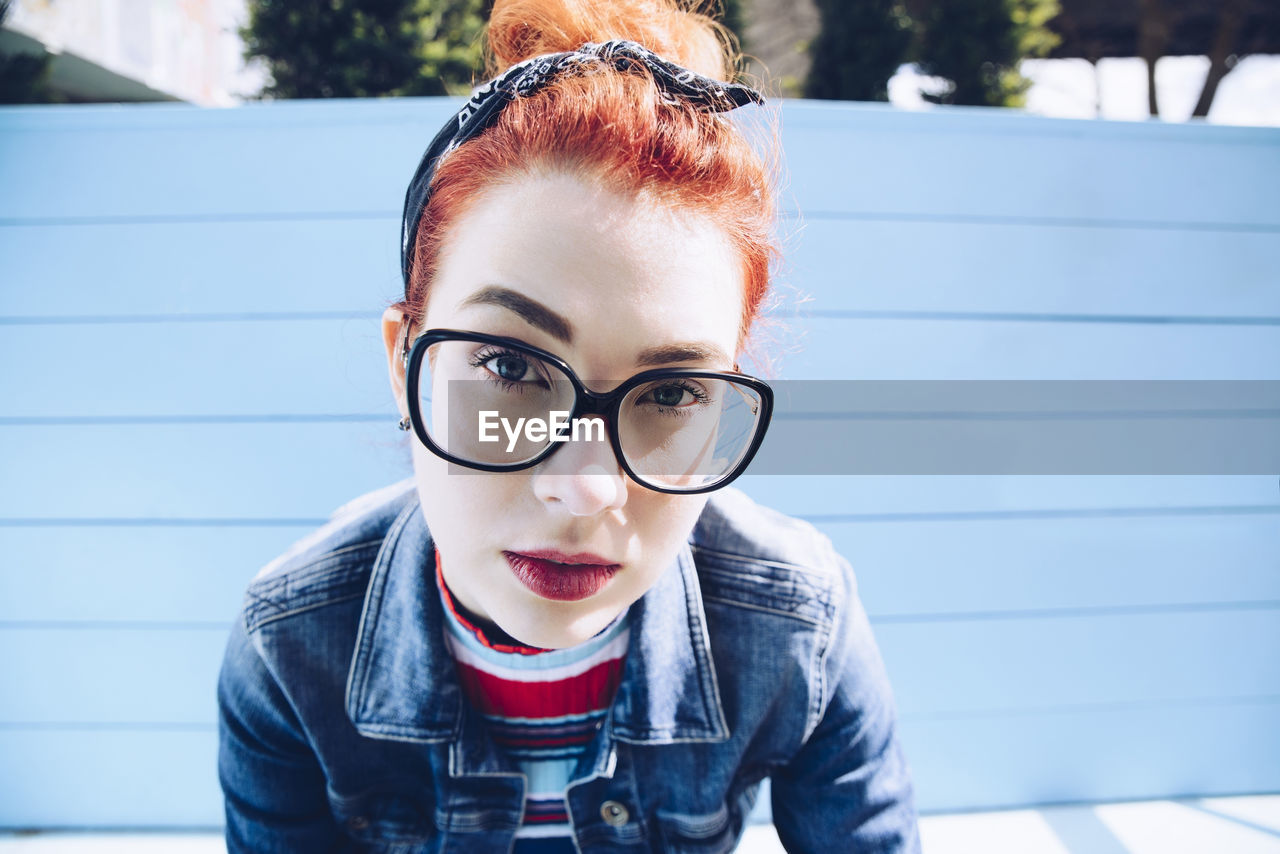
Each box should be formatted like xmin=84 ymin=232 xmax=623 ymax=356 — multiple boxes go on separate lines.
xmin=656 ymin=803 xmax=740 ymax=854
xmin=327 ymin=786 xmax=438 ymax=851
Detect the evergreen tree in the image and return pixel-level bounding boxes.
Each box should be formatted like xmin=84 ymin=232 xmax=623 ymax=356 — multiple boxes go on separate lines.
xmin=718 ymin=0 xmax=746 ymax=49
xmin=804 ymin=0 xmax=913 ymax=102
xmin=910 ymin=0 xmax=1060 ymax=107
xmin=242 ymin=0 xmax=489 ymax=99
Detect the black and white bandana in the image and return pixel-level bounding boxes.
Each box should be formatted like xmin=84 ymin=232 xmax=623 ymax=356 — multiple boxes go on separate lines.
xmin=399 ymin=39 xmax=764 ymax=285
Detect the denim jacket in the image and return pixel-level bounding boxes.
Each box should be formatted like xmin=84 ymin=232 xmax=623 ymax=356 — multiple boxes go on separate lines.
xmin=217 ymin=480 xmax=921 ymax=853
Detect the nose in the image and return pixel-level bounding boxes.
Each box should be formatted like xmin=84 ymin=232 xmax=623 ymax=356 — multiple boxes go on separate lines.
xmin=530 ymin=415 xmax=628 ymax=516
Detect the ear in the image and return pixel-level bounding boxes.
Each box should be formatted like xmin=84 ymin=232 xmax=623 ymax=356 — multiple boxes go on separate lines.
xmin=381 ymin=307 xmax=410 ymax=420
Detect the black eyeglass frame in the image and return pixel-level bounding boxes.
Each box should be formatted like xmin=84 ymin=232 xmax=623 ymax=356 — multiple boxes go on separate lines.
xmin=402 ymin=327 xmax=774 ymax=495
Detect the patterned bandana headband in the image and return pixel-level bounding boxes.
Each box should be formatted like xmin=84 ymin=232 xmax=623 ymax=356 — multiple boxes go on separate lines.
xmin=399 ymin=38 xmax=765 ymax=286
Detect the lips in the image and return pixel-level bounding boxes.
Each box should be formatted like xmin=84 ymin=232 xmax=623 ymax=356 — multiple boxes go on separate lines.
xmin=503 ymin=549 xmax=620 ymax=601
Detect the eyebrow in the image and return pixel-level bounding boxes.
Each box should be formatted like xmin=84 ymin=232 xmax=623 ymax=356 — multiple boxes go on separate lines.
xmin=634 ymin=342 xmax=732 ymax=369
xmin=459 ymin=285 xmax=732 ymax=369
xmin=459 ymin=286 xmax=574 ymax=343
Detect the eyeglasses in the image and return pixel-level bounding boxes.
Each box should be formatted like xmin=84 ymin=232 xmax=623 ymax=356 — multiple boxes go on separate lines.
xmin=402 ymin=328 xmax=773 ymax=494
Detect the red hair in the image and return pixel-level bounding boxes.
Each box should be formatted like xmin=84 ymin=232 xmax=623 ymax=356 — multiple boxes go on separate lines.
xmin=397 ymin=0 xmax=778 ymax=356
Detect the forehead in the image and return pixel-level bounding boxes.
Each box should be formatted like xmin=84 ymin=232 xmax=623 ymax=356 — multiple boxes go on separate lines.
xmin=423 ymin=172 xmax=744 ymax=371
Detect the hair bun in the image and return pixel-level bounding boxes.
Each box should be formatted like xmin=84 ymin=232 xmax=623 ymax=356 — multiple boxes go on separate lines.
xmin=487 ymin=0 xmax=735 ymax=81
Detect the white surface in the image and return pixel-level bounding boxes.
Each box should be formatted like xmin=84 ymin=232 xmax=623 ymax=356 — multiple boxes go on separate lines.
xmin=1094 ymin=800 xmax=1280 ymax=854
xmin=1197 ymin=795 xmax=1280 ymax=834
xmin=919 ymin=808 xmax=1075 ymax=854
xmin=2 ymin=796 xmax=1278 ymax=852
xmin=888 ymin=55 xmax=1280 ymax=127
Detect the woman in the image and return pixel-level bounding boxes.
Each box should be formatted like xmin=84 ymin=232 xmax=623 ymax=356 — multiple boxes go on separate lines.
xmin=217 ymin=1 xmax=920 ymax=850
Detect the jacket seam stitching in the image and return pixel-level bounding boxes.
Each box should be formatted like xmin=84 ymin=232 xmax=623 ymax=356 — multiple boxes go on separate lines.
xmin=346 ymin=500 xmax=419 ymax=723
xmin=245 ymin=541 xmax=384 ymax=626
xmin=247 ymin=576 xmax=370 ymax=619
xmin=699 ymin=568 xmax=830 ymax=600
xmin=689 ymin=543 xmax=831 ymax=577
xmin=252 ymin=541 xmax=384 ymax=594
xmin=700 ymin=594 xmax=828 ymax=628
xmin=803 ymin=593 xmax=840 ymax=743
xmin=247 ymin=592 xmax=368 ymax=632
xmin=681 ymin=546 xmax=731 ymax=740
xmin=245 ymin=594 xmax=368 ymax=635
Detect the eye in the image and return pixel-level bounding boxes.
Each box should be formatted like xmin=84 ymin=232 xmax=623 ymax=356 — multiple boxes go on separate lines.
xmin=469 ymin=346 xmax=551 ymax=389
xmin=651 ymin=384 xmax=689 ymax=407
xmin=639 ymin=380 xmax=708 ymax=409
xmin=488 ymin=353 xmax=533 ymax=383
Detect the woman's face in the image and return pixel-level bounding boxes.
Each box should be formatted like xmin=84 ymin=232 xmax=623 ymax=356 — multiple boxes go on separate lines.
xmin=382 ymin=171 xmax=745 ymax=649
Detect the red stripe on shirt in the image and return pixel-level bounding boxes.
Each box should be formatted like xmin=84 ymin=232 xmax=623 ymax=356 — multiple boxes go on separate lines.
xmin=453 ymin=657 xmax=625 ymax=719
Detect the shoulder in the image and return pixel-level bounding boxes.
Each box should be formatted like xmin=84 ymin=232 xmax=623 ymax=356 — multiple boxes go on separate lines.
xmin=690 ymin=487 xmax=866 ymax=742
xmin=690 ymin=486 xmax=852 ymax=631
xmin=241 ymin=479 xmax=419 ymax=634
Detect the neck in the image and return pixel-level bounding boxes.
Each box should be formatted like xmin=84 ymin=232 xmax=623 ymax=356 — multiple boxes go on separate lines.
xmin=433 ymin=549 xmax=548 ymax=654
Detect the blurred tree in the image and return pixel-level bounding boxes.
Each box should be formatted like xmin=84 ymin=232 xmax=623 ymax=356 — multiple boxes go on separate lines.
xmin=0 ymin=0 xmax=58 ymax=104
xmin=804 ymin=0 xmax=913 ymax=101
xmin=242 ymin=0 xmax=490 ymax=98
xmin=1050 ymin=0 xmax=1280 ymax=117
xmin=719 ymin=0 xmax=747 ymax=48
xmin=908 ymin=0 xmax=1061 ymax=107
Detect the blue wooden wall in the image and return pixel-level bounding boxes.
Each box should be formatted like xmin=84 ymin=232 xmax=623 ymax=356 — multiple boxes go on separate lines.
xmin=1 ymin=97 xmax=1277 ymax=827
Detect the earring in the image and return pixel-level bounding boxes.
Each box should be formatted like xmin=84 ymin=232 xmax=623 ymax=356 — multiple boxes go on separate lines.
xmin=398 ymin=416 xmax=411 ymax=431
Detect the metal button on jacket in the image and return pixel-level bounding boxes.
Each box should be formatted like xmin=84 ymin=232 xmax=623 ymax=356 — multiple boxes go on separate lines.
xmin=600 ymin=800 xmax=629 ymax=827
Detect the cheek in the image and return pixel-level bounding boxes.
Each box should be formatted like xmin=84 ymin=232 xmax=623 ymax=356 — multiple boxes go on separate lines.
xmin=635 ymin=493 xmax=709 ymax=550
xmin=410 ymin=443 xmax=524 ymax=538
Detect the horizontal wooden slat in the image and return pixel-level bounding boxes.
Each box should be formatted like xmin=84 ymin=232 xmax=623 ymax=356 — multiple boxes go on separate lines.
xmin=0 ymin=728 xmax=221 ymax=827
xmin=901 ymin=697 xmax=1280 ymax=813
xmin=4 ymin=317 xmax=1277 ymax=422
xmin=5 ymin=609 xmax=1276 ymax=724
xmin=4 ymin=217 xmax=1277 ymax=320
xmin=876 ymin=608 xmax=1280 ymax=717
xmin=778 ymin=102 xmax=1280 ymax=227
xmin=0 ymin=218 xmax=400 ymax=317
xmin=732 ymin=474 xmax=1280 ymax=516
xmin=0 ymin=526 xmax=315 ymax=623
xmin=827 ymin=513 xmax=1280 ymax=617
xmin=1 ymin=513 xmax=1275 ymax=624
xmin=0 ymin=628 xmax=226 ymax=724
xmin=786 ymin=219 xmax=1280 ymax=318
xmin=0 ymin=318 xmax=391 ymax=418
xmin=3 ymin=101 xmax=1277 ymax=226
xmin=0 ymin=422 xmax=411 ymax=519
xmin=771 ymin=317 xmax=1280 ymax=380
xmin=0 ymin=100 xmax=457 ymax=222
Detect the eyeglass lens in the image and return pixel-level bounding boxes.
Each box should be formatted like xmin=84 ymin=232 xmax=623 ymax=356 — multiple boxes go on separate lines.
xmin=415 ymin=339 xmax=765 ymax=490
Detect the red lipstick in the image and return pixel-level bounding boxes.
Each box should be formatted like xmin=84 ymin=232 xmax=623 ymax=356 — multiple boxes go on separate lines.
xmin=503 ymin=550 xmax=619 ymax=601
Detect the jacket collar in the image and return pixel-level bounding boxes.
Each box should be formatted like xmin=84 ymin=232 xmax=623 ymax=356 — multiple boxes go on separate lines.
xmin=345 ymin=495 xmax=728 ymax=745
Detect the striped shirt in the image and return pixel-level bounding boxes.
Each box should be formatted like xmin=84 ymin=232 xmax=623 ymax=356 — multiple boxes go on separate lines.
xmin=436 ymin=557 xmax=629 ymax=851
